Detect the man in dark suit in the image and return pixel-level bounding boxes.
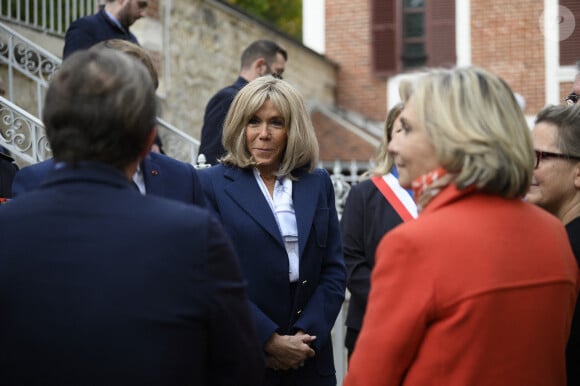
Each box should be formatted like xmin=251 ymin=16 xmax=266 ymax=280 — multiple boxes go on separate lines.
xmin=0 ymin=49 xmax=263 ymax=385
xmin=63 ymin=0 xmax=148 ymax=59
xmin=198 ymin=40 xmax=287 ymax=164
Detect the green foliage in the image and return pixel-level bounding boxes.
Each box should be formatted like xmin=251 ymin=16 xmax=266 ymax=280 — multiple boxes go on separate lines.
xmin=225 ymin=0 xmax=302 ymax=41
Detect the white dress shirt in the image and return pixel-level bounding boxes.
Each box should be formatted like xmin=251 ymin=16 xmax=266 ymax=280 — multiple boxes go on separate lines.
xmin=254 ymin=168 xmax=299 ymax=282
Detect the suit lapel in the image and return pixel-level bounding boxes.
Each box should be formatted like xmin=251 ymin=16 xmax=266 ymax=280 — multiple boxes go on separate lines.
xmin=141 ymin=155 xmax=164 ymax=196
xmin=223 ymin=167 xmax=284 ymax=247
xmin=292 ymin=171 xmax=320 ymax=258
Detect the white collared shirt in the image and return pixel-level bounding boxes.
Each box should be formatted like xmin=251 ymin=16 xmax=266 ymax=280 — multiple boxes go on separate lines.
xmin=254 ymin=168 xmax=299 ymax=282
xmin=132 ymin=165 xmax=146 ymax=195
xmin=104 ymin=10 xmax=124 ymax=30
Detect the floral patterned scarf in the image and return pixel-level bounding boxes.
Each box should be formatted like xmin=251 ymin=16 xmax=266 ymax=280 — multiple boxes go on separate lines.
xmin=411 ymin=167 xmax=454 ymax=213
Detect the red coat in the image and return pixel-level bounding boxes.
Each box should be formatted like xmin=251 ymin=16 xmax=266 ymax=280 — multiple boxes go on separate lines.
xmin=345 ymin=184 xmax=579 ymax=386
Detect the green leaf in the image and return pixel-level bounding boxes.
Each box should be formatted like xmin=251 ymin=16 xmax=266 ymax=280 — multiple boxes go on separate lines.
xmin=224 ymin=0 xmax=302 ymax=41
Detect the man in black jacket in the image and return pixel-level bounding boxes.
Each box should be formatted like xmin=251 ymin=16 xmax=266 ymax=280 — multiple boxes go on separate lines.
xmin=62 ymin=0 xmax=148 ymax=59
xmin=0 ymin=48 xmax=264 ymax=386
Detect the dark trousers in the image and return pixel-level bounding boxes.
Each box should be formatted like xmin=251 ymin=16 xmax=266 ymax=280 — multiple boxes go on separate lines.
xmin=345 ymin=327 xmax=359 ymax=362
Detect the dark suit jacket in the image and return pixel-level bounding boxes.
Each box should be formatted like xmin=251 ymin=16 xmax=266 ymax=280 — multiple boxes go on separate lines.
xmin=63 ymin=9 xmax=139 ymax=59
xmin=566 ymin=217 xmax=580 ymax=386
xmin=0 ymin=152 xmax=18 ymax=199
xmin=198 ymin=77 xmax=248 ymax=165
xmin=198 ymin=164 xmax=346 ymax=386
xmin=340 ymin=179 xmax=405 ymax=351
xmin=11 ymin=152 xmax=205 ymax=206
xmin=0 ymin=162 xmax=264 ymax=385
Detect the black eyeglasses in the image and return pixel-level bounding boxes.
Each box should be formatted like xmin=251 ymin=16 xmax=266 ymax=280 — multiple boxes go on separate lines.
xmin=564 ymin=93 xmax=580 ymax=106
xmin=534 ymin=149 xmax=580 ymax=168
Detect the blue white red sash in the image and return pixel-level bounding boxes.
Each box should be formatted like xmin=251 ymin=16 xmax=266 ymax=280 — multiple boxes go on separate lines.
xmin=371 ymin=173 xmax=418 ymax=222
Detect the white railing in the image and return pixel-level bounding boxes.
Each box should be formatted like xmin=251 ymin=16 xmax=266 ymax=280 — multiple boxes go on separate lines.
xmin=0 ymin=21 xmax=200 ymax=166
xmin=0 ymin=95 xmax=51 ymax=164
xmin=322 ymin=159 xmax=370 ymax=217
xmin=0 ymin=0 xmax=101 ymax=36
xmin=156 ymin=117 xmax=200 ymax=166
xmin=0 ymin=22 xmax=61 ymax=117
xmin=0 ymin=93 xmax=202 ymax=168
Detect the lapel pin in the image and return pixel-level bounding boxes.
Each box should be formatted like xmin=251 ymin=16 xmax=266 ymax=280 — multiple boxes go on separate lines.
xmin=151 ymin=169 xmax=159 ymax=175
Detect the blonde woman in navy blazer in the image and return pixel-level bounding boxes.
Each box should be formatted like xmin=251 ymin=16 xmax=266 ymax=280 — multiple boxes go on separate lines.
xmin=198 ymin=76 xmax=346 ymax=386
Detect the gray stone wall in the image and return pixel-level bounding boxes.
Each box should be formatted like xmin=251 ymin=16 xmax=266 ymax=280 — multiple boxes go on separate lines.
xmin=1 ymin=0 xmax=337 ymax=163
xmin=136 ymin=0 xmax=337 ymax=142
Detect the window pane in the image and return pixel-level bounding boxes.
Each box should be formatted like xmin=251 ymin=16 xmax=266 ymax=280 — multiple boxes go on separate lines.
xmin=402 ymin=43 xmax=426 ymax=68
xmin=404 ymin=0 xmax=425 ymax=9
xmin=404 ymin=13 xmax=424 ymax=38
xmin=404 ymin=43 xmax=425 ymax=56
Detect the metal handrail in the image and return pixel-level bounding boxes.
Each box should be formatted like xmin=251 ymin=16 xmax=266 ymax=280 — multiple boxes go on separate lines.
xmin=0 ymin=95 xmax=51 ymax=164
xmin=0 ymin=21 xmax=200 ymax=166
xmin=0 ymin=0 xmax=101 ymax=37
xmin=156 ymin=117 xmax=200 ymax=166
xmin=0 ymin=22 xmax=61 ymax=117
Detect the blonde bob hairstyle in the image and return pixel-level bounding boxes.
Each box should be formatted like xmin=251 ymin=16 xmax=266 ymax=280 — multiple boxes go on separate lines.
xmin=220 ymin=76 xmax=319 ymax=178
xmin=400 ymin=66 xmax=534 ymax=198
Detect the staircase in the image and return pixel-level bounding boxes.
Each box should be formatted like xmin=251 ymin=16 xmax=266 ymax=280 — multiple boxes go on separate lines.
xmin=0 ymin=4 xmax=201 ymax=167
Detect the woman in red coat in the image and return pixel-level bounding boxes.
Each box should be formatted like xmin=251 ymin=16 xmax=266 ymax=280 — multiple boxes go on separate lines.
xmin=344 ymin=67 xmax=579 ymax=386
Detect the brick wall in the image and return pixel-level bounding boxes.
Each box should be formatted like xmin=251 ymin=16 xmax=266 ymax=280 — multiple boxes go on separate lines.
xmin=561 ymin=82 xmax=573 ymax=104
xmin=325 ymin=0 xmax=387 ymax=123
xmin=471 ymin=0 xmax=545 ymax=116
xmin=312 ymin=111 xmax=376 ymax=161
xmin=324 ymin=0 xmax=555 ymax=122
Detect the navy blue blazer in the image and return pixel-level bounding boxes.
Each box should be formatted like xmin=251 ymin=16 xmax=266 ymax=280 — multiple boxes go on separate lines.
xmin=565 ymin=218 xmax=580 ymax=386
xmin=198 ymin=77 xmax=248 ymax=165
xmin=0 ymin=162 xmax=264 ymax=385
xmin=11 ymin=152 xmax=205 ymax=206
xmin=198 ymin=164 xmax=346 ymax=384
xmin=63 ymin=9 xmax=139 ymax=59
xmin=0 ymin=151 xmax=18 ymax=199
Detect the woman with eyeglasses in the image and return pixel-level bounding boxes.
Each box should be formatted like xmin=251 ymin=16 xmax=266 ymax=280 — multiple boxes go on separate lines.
xmin=525 ymin=104 xmax=580 ymax=385
xmin=344 ymin=67 xmax=578 ymax=386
